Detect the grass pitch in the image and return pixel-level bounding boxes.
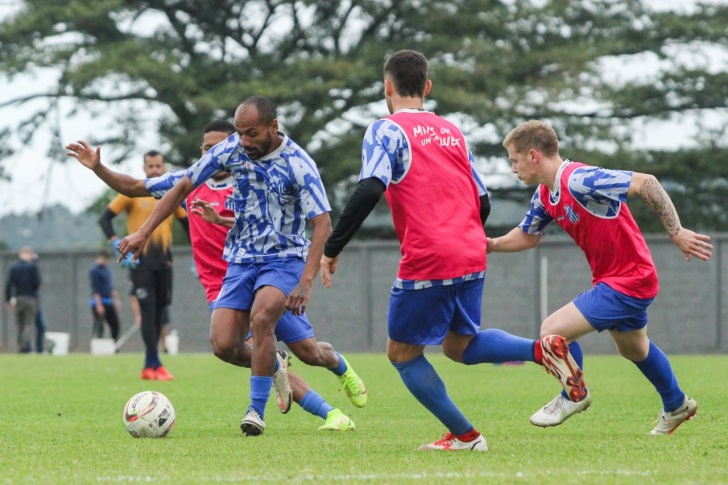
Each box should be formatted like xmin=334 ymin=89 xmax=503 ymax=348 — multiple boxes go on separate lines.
xmin=1 ymin=352 xmax=726 ymax=484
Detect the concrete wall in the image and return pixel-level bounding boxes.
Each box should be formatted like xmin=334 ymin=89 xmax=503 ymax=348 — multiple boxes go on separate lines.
xmin=1 ymin=235 xmax=724 ymax=354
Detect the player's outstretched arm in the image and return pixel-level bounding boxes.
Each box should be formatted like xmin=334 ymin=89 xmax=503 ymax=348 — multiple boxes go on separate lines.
xmin=629 ymin=172 xmax=713 ymax=261
xmin=487 ymin=227 xmax=542 ymax=254
xmin=118 ymin=176 xmax=196 ymax=263
xmin=65 ymin=140 xmax=150 ymax=197
xmin=190 ymin=199 xmax=235 ymax=229
xmin=286 ymin=213 xmax=332 ymax=316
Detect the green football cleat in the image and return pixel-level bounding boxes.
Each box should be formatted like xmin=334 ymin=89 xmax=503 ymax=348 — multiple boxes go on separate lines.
xmin=318 ymin=409 xmax=356 ymax=432
xmin=337 ymin=355 xmax=368 ymax=407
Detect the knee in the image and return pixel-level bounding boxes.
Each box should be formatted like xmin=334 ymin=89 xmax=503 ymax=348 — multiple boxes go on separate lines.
xmin=615 ymin=343 xmax=649 ymax=362
xmin=249 ymin=311 xmax=276 ymax=337
xmin=441 ymin=341 xmax=464 ymax=363
xmin=540 ymin=320 xmax=561 ymax=340
xmin=387 ymin=344 xmax=421 ymax=364
xmin=210 ymin=335 xmax=236 ymax=362
xmin=386 ymin=346 xmax=401 ymax=363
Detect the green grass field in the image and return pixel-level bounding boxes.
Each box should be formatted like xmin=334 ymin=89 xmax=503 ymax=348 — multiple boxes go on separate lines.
xmin=1 ymin=353 xmax=726 ymax=484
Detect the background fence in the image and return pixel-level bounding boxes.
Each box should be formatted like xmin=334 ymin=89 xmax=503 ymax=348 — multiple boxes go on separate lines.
xmin=1 ymin=235 xmax=725 ymax=355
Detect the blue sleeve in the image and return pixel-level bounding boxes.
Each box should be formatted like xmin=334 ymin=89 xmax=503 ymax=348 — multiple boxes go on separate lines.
xmin=466 ymin=139 xmax=487 ymax=196
xmin=89 ymin=267 xmax=101 ymax=295
xmin=145 ymin=169 xmax=188 ymax=199
xmin=518 ymin=189 xmax=554 ymax=236
xmin=186 ymin=134 xmax=238 ymax=188
xmin=291 ymin=156 xmax=332 ymax=219
xmin=568 ymin=166 xmax=632 ymax=218
xmin=359 ymin=120 xmax=404 ymax=187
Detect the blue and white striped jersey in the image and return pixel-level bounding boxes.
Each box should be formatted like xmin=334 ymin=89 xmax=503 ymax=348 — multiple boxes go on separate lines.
xmin=151 ymin=132 xmax=331 ymax=263
xmin=359 ymin=114 xmax=488 ymax=195
xmin=146 ymin=170 xmax=187 ymax=199
xmin=519 ymin=160 xmax=633 ymax=236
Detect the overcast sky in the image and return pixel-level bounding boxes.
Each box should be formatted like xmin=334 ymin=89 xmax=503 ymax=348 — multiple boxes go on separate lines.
xmin=0 ymin=0 xmax=727 ymax=217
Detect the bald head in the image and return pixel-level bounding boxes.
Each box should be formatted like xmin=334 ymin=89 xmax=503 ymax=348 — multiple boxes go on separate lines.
xmin=235 ymin=96 xmax=276 ymax=125
xmin=234 ymin=96 xmax=281 ymax=159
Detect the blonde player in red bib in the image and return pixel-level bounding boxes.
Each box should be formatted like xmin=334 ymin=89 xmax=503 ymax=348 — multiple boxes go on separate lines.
xmin=489 ymin=120 xmax=712 ymax=434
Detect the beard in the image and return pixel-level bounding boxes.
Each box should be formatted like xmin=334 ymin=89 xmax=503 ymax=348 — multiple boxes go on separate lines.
xmin=244 ymin=134 xmax=273 ymax=160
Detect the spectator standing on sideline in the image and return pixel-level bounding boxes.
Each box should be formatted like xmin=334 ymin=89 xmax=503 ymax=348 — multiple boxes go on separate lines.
xmin=32 ymin=252 xmax=47 ymax=353
xmin=89 ymin=250 xmax=122 ymax=341
xmin=4 ymin=246 xmax=41 ymax=353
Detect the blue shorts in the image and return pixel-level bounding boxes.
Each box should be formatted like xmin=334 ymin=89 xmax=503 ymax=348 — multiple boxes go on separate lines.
xmin=212 ymin=259 xmax=314 ymax=344
xmin=387 ymin=277 xmax=484 ymax=345
xmin=573 ymin=282 xmax=653 ymax=333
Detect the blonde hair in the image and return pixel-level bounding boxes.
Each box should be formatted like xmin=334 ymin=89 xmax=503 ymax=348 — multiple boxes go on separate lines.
xmin=503 ymin=120 xmax=559 ymax=156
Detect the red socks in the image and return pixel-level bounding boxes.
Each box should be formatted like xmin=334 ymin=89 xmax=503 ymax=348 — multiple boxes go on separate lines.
xmin=455 ymin=428 xmax=481 ymax=442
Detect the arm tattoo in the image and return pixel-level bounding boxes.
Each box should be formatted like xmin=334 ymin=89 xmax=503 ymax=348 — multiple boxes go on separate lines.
xmin=639 ymin=177 xmax=681 ymax=236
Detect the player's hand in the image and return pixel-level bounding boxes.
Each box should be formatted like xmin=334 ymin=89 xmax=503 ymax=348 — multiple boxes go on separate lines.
xmin=486 ymin=237 xmax=496 ymax=254
xmin=671 ymin=229 xmax=713 ymax=262
xmin=190 ymin=199 xmax=221 ymax=225
xmin=114 ymin=299 xmax=122 ymax=311
xmin=111 ymin=238 xmax=139 ymax=268
xmin=65 ymin=140 xmax=101 ymax=170
xmin=95 ymin=304 xmax=105 ymax=316
xmin=286 ymin=280 xmax=312 ymax=315
xmin=118 ymin=232 xmax=148 ymax=265
xmin=320 ymin=255 xmax=339 ymax=288
xmin=5 ymin=302 xmax=14 ymax=311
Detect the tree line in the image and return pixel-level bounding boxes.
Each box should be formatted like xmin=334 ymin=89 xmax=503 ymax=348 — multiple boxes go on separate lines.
xmin=1 ymin=0 xmax=727 ymax=232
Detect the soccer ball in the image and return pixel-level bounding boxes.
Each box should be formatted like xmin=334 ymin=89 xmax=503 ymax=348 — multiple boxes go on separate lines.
xmin=122 ymin=391 xmax=176 ymax=438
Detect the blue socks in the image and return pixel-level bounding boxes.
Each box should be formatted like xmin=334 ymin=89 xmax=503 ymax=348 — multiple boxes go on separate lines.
xmin=392 ymin=354 xmax=473 ymax=435
xmin=560 ymin=340 xmax=585 ymax=400
xmin=145 ymin=351 xmax=162 ymax=369
xmin=462 ymin=329 xmax=536 ymax=365
xmin=633 ymin=341 xmax=685 ymax=412
xmin=330 ymin=352 xmax=347 ymax=376
xmin=299 ymin=390 xmax=335 ymax=420
xmin=249 ymin=376 xmax=273 ymax=419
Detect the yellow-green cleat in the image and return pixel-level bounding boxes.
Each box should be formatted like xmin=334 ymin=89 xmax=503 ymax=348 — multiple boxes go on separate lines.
xmin=337 ymin=355 xmax=368 ymax=407
xmin=318 ymin=409 xmax=356 ymax=432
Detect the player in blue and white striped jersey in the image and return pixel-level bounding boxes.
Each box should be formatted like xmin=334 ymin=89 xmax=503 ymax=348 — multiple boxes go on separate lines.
xmin=118 ymin=96 xmax=368 ymax=436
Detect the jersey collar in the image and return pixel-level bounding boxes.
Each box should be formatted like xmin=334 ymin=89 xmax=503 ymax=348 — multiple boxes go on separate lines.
xmin=393 ymin=108 xmax=432 ymax=115
xmin=256 ymin=132 xmax=289 ymax=162
xmin=548 ymin=160 xmax=572 ymax=205
xmin=205 ymin=175 xmax=233 ymax=191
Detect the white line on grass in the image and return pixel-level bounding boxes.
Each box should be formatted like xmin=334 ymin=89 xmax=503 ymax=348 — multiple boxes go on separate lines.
xmin=95 ymin=470 xmax=653 ymax=482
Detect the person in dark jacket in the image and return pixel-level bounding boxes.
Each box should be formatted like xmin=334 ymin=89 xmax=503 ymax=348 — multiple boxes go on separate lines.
xmin=89 ymin=250 xmax=121 ymax=341
xmin=5 ymin=246 xmax=41 ymax=353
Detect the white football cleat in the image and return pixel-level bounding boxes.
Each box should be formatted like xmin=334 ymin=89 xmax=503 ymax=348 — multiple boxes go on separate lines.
xmin=651 ymin=396 xmax=697 ymax=435
xmin=539 ymin=335 xmax=587 ymax=402
xmin=419 ymin=433 xmax=488 ymax=451
xmin=240 ymin=407 xmax=266 ymax=436
xmin=530 ymin=391 xmax=592 ymax=427
xmin=273 ymin=349 xmax=293 ymax=414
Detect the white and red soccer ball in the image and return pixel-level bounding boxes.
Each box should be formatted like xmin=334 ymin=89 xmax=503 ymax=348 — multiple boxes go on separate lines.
xmin=123 ymin=391 xmax=176 ymax=438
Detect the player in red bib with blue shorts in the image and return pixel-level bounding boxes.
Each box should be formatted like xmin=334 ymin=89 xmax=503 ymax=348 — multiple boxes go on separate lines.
xmin=489 ymin=120 xmax=713 ymax=434
xmin=321 ymin=50 xmax=587 ymax=451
